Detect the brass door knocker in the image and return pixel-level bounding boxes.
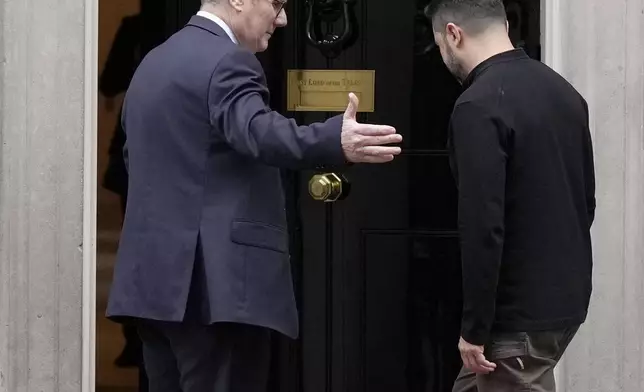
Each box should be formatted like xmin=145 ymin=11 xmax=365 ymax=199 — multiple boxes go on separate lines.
xmin=305 ymin=0 xmax=358 ymax=59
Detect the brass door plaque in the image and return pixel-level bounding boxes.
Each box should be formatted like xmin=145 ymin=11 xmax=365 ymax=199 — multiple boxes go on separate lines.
xmin=287 ymin=70 xmax=375 ymax=112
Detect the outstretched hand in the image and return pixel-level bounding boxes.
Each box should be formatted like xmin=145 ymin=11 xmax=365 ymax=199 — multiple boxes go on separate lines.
xmin=341 ymin=93 xmax=402 ymax=163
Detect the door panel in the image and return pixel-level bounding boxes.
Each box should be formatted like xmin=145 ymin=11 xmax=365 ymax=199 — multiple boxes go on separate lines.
xmin=292 ymin=0 xmax=462 ymax=390
xmin=290 ymin=1 xmax=541 ymax=392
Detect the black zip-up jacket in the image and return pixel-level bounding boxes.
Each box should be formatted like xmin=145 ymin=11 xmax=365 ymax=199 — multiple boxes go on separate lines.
xmin=448 ymin=49 xmax=596 ymax=345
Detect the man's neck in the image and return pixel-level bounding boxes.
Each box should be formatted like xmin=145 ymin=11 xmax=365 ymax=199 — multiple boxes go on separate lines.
xmin=200 ymin=3 xmax=233 ymax=26
xmin=198 ymin=3 xmax=241 ymax=46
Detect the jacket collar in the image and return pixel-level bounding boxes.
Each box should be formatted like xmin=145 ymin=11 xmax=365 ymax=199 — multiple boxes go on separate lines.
xmin=186 ymin=15 xmax=228 ymax=39
xmin=462 ymin=48 xmax=529 ymax=89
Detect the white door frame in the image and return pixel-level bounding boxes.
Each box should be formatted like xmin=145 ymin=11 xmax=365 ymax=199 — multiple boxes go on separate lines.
xmin=78 ymin=0 xmax=562 ymax=391
xmin=82 ymin=0 xmax=98 ymax=390
xmin=541 ymin=0 xmax=562 ymax=72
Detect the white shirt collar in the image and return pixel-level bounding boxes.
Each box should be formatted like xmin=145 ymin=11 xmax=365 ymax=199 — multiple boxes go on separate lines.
xmin=196 ymin=10 xmax=238 ymax=45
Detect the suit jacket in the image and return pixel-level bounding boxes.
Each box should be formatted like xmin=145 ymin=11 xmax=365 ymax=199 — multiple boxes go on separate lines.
xmin=106 ymin=15 xmax=345 ymax=338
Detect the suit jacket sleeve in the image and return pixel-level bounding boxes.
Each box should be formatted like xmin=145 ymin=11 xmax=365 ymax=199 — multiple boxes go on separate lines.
xmin=208 ymin=49 xmax=346 ymax=169
xmin=450 ymin=102 xmax=509 ymax=346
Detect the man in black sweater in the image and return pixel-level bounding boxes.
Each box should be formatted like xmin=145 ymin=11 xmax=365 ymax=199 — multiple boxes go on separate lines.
xmin=425 ymin=1 xmax=596 ymax=391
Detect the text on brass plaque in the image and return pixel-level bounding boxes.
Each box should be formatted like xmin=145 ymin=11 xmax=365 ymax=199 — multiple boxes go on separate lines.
xmin=287 ymin=70 xmax=375 ymax=112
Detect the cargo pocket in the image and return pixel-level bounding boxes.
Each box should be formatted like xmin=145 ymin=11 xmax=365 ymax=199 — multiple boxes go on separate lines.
xmin=482 ymin=333 xmax=531 ymax=390
xmin=486 ymin=332 xmax=529 ymax=360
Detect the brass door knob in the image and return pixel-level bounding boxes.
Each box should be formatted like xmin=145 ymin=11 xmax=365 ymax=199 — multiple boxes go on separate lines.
xmin=308 ymin=173 xmax=345 ymax=202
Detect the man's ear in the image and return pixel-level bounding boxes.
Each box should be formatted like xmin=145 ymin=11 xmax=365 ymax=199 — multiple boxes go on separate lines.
xmin=445 ymin=23 xmax=462 ymax=46
xmin=229 ymin=0 xmax=244 ymax=12
xmin=506 ymin=20 xmax=510 ymax=32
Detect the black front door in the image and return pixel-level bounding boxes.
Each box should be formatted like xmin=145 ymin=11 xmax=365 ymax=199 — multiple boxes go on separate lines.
xmin=140 ymin=1 xmax=541 ymax=391
xmin=285 ymin=1 xmax=464 ymax=391
xmin=278 ymin=1 xmax=540 ymax=391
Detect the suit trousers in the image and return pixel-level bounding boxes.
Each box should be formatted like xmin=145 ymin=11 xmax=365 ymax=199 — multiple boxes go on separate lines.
xmin=138 ymin=321 xmax=271 ymax=392
xmin=452 ymin=326 xmax=579 ymax=392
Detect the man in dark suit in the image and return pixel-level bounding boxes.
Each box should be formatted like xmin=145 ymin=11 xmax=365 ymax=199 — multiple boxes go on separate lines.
xmin=426 ymin=1 xmax=596 ymax=391
xmin=106 ymin=0 xmax=402 ymax=391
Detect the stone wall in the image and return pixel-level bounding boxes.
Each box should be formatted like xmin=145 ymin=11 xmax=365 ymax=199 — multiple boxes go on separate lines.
xmin=554 ymin=0 xmax=644 ymax=391
xmin=0 ymin=0 xmax=90 ymax=390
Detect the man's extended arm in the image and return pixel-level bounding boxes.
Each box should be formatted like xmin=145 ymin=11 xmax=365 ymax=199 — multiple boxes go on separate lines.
xmin=208 ymin=49 xmax=346 ymax=169
xmin=450 ymin=102 xmax=509 ymax=345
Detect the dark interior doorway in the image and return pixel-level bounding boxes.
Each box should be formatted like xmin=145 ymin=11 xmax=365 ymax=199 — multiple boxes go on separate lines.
xmin=96 ymin=1 xmax=542 ymax=391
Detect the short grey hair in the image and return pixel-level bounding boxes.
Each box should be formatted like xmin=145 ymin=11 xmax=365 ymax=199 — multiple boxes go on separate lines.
xmin=426 ymin=0 xmax=507 ymax=35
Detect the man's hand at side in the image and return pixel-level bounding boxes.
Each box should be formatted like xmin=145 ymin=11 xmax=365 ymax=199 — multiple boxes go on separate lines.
xmin=342 ymin=93 xmax=402 ymax=163
xmin=458 ymin=337 xmax=496 ymax=374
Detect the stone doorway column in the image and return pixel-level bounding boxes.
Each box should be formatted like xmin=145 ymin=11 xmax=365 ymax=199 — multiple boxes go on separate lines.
xmin=547 ymin=0 xmax=644 ymax=391
xmin=0 ymin=0 xmax=97 ymax=391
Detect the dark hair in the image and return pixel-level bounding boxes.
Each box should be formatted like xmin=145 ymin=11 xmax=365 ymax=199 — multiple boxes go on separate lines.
xmin=425 ymin=0 xmax=507 ymax=34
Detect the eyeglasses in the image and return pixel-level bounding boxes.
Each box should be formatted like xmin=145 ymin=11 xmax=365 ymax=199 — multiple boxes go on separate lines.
xmin=270 ymin=0 xmax=286 ymax=14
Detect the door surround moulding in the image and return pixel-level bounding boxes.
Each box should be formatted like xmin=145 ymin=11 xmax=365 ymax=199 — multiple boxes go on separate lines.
xmin=541 ymin=0 xmax=562 ymax=72
xmin=82 ymin=0 xmax=98 ymax=390
xmin=78 ymin=0 xmax=561 ymax=390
